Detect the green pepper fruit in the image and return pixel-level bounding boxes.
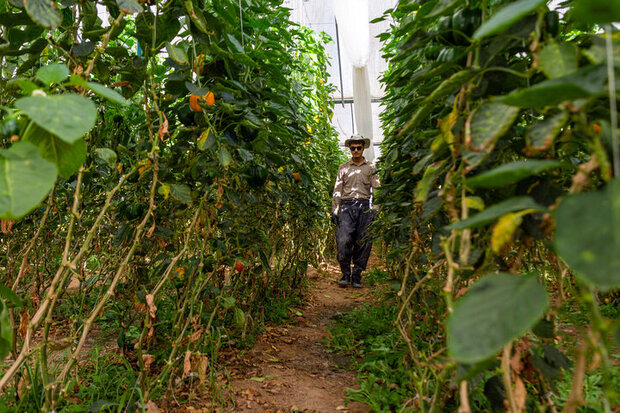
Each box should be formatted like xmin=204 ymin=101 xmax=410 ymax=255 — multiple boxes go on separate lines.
xmin=544 ymin=11 xmax=560 ymax=37
xmin=437 ymin=16 xmax=454 ymax=45
xmin=452 ymin=8 xmax=482 ymax=45
xmin=424 ymin=43 xmax=442 ymax=60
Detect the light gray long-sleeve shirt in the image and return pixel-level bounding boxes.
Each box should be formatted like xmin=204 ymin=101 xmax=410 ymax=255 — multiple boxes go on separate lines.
xmin=332 ymin=158 xmax=380 ymax=214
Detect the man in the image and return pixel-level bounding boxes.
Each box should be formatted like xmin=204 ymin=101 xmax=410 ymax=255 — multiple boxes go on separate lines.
xmin=331 ymin=134 xmax=380 ymax=288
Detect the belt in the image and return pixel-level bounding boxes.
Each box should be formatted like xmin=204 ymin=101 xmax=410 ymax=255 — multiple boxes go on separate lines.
xmin=341 ymin=199 xmax=370 ymax=205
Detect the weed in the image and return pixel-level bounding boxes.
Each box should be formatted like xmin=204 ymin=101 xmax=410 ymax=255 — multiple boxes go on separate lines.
xmin=363 ymin=268 xmax=390 ymax=286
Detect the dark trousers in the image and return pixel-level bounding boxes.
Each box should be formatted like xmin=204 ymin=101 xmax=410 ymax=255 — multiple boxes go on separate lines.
xmin=337 ymin=200 xmax=375 ymax=282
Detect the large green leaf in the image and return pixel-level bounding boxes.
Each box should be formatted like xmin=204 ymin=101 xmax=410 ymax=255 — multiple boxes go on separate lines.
xmin=426 ymin=0 xmax=463 ymax=18
xmin=570 ymin=0 xmax=620 ymax=25
xmin=448 ymin=273 xmax=549 ymax=363
xmin=554 ymin=179 xmax=620 ymax=291
xmin=0 ymin=141 xmax=57 ymax=219
xmin=472 ymin=0 xmax=547 ymax=40
xmin=526 ymin=111 xmax=569 ymax=154
xmin=170 ymin=184 xmax=192 ymax=205
xmin=165 ymin=42 xmax=188 ymax=65
xmin=86 ymin=82 xmax=129 ymax=106
xmin=25 ymin=125 xmax=86 ymax=179
xmin=416 ymin=161 xmax=446 ymax=202
xmin=24 ymin=0 xmax=61 ymax=29
xmin=446 ymin=196 xmax=545 ymax=230
xmin=467 ymin=160 xmax=561 ymax=188
xmin=218 ymin=147 xmax=232 ymax=167
xmin=184 ymin=0 xmax=209 ymax=34
xmin=0 ymin=300 xmax=11 ymax=360
xmin=539 ymin=41 xmax=578 ymax=79
xmin=501 ymin=64 xmax=608 ymax=108
xmin=0 ymin=283 xmax=23 ymax=308
xmin=466 ymin=101 xmax=519 ymax=151
xmin=35 ymin=63 xmax=69 ymax=86
xmin=425 ymin=69 xmax=476 ymax=102
xmin=94 ymin=148 xmax=117 ymax=167
xmin=583 ymin=35 xmax=620 ymax=68
xmin=15 ymin=94 xmax=97 ymax=143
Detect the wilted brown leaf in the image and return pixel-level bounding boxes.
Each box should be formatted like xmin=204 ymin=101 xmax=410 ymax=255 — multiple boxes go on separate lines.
xmin=198 ymin=355 xmax=209 ymax=384
xmin=158 ymin=113 xmax=169 ymax=141
xmin=18 ymin=307 xmax=29 ymax=339
xmin=142 ymin=354 xmax=156 ymax=372
xmin=145 ymin=294 xmax=157 ymax=320
xmin=143 ymin=400 xmax=161 ymax=413
xmin=183 ymin=350 xmax=192 ymax=378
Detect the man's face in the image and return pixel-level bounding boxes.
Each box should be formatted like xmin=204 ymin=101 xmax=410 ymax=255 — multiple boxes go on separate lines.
xmin=349 ymin=143 xmax=364 ymax=159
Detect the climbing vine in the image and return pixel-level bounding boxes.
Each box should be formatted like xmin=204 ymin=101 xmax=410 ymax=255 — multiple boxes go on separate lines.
xmin=0 ymin=0 xmax=340 ymax=410
xmin=373 ymin=0 xmax=619 ymax=411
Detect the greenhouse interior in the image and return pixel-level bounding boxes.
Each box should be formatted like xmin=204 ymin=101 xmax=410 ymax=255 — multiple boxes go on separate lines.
xmin=0 ymin=0 xmax=619 ymax=411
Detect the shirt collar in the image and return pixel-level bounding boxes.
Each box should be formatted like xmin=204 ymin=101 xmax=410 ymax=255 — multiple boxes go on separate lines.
xmin=346 ymin=157 xmax=367 ymax=166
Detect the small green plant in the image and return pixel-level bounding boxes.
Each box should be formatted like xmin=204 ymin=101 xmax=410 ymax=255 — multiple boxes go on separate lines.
xmin=363 ymin=268 xmax=390 ymax=286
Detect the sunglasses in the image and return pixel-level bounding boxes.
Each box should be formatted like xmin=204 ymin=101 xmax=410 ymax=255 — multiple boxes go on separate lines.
xmin=349 ymin=145 xmax=363 ymax=151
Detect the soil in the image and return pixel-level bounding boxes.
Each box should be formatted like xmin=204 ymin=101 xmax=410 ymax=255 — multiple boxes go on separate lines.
xmin=223 ymin=263 xmax=373 ymax=413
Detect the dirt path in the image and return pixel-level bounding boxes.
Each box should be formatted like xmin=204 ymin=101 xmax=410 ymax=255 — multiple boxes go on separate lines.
xmin=225 ymin=263 xmax=372 ymax=413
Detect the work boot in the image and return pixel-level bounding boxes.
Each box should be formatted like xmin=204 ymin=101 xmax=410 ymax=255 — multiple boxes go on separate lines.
xmin=351 ymin=273 xmax=363 ymax=288
xmin=338 ymin=274 xmax=350 ymax=287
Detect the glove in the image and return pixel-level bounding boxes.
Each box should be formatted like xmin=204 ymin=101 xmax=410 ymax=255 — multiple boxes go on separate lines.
xmin=331 ymin=213 xmax=339 ymax=226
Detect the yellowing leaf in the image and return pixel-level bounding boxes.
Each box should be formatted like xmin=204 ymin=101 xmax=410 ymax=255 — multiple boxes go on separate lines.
xmin=158 ymin=183 xmax=170 ymax=199
xmin=440 ymin=107 xmax=458 ymax=150
xmin=491 ymin=210 xmax=534 ymax=253
xmin=465 ymin=196 xmax=485 ymax=211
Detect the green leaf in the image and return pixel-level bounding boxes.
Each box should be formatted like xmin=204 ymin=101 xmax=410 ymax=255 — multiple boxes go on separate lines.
xmin=583 ymin=35 xmax=620 ymax=68
xmin=472 ymin=0 xmax=547 ymax=40
xmin=416 ymin=161 xmax=446 ymax=202
xmin=94 ymin=148 xmax=117 ymax=167
xmin=234 ymin=307 xmax=245 ymax=328
xmin=165 ymin=42 xmax=188 ymax=65
xmin=446 ymin=196 xmax=545 ymax=230
xmin=466 ymin=101 xmax=519 ymax=151
xmin=554 ymin=179 xmax=620 ymax=291
xmin=0 ymin=300 xmax=12 ymax=360
xmin=86 ymin=82 xmax=129 ymax=106
xmin=448 ymin=273 xmax=549 ymax=363
xmin=501 ymin=64 xmax=607 ymax=108
xmin=184 ymin=0 xmax=209 ymax=34
xmin=0 ymin=141 xmax=57 ymax=219
xmin=221 ymin=296 xmax=236 ymax=310
xmin=24 ymin=125 xmax=86 ymax=179
xmin=170 ymin=184 xmax=192 ymax=205
xmin=570 ymin=0 xmax=620 ymax=25
xmin=0 ymin=283 xmax=23 ymax=308
xmin=24 ymin=0 xmax=61 ymax=29
xmin=539 ymin=41 xmax=578 ymax=79
xmin=467 ymin=160 xmax=561 ymax=188
xmin=427 ymin=0 xmax=463 ymax=18
xmin=15 ymin=94 xmax=97 ymax=143
xmin=185 ymin=81 xmax=210 ymax=97
xmin=425 ymin=69 xmax=476 ymax=102
xmin=116 ymin=0 xmax=143 ymax=14
xmin=526 ymin=111 xmax=569 ymax=154
xmin=218 ymin=147 xmax=232 ymax=167
xmin=36 ymin=63 xmax=69 ymax=86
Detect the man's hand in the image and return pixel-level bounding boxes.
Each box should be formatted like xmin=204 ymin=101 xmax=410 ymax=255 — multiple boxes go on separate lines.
xmin=331 ymin=213 xmax=339 ymax=226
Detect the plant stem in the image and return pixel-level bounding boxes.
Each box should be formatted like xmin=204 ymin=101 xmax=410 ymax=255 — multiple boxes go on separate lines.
xmin=502 ymin=344 xmax=518 ymax=413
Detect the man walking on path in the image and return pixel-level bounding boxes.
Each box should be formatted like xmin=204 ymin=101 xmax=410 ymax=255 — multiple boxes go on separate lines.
xmin=331 ymin=135 xmax=380 ymax=288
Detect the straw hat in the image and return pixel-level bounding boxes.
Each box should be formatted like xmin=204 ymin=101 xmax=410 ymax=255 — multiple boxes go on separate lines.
xmin=344 ymin=134 xmax=370 ymax=148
